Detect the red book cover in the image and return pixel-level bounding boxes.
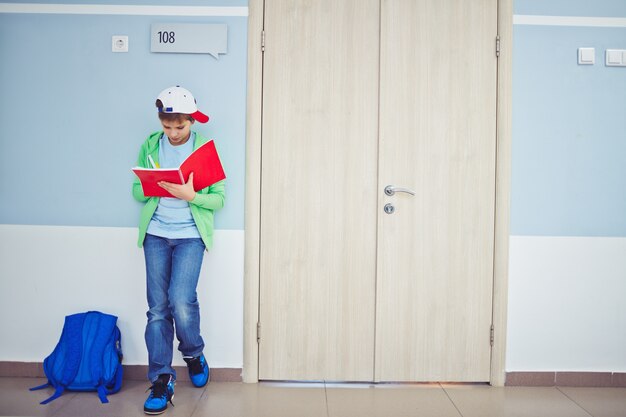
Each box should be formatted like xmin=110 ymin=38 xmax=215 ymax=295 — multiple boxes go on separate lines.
xmin=132 ymin=140 xmax=226 ymax=198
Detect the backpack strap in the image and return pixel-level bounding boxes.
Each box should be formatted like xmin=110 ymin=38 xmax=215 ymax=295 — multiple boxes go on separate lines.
xmin=29 ymin=382 xmax=51 ymax=391
xmin=60 ymin=313 xmax=86 ymax=386
xmin=96 ymin=385 xmax=109 ymax=404
xmin=86 ymin=312 xmax=118 ymax=404
xmin=36 ymin=313 xmax=87 ymax=405
xmin=108 ymin=361 xmax=124 ymax=394
xmin=106 ymin=327 xmax=124 ymax=395
xmin=38 ymin=386 xmax=65 ymax=405
xmin=97 ymin=358 xmax=123 ymax=402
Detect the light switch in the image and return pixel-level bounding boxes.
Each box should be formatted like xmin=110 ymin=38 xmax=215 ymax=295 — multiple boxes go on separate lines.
xmin=606 ymin=49 xmax=626 ymax=67
xmin=578 ymin=47 xmax=595 ymax=65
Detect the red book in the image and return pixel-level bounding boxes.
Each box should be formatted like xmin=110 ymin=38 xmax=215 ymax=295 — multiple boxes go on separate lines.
xmin=132 ymin=140 xmax=226 ymax=198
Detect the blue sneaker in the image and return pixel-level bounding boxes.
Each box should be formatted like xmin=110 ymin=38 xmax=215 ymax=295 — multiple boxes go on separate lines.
xmin=144 ymin=374 xmax=175 ymax=415
xmin=183 ymin=354 xmax=210 ymax=387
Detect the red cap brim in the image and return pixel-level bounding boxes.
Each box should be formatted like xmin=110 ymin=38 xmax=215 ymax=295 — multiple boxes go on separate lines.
xmin=191 ymin=110 xmax=209 ymax=123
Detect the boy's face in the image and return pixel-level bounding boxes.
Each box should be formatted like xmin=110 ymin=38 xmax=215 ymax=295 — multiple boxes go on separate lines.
xmin=161 ymin=118 xmax=194 ymax=146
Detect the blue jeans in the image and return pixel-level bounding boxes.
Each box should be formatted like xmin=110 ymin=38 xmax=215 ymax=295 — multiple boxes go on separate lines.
xmin=143 ymin=234 xmax=206 ymax=382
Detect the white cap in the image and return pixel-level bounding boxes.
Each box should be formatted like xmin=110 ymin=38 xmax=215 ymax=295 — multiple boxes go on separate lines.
xmin=156 ymin=86 xmax=209 ymax=123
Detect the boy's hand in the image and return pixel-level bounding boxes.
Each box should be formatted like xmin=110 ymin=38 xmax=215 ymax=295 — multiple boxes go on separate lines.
xmin=158 ymin=172 xmax=197 ymax=202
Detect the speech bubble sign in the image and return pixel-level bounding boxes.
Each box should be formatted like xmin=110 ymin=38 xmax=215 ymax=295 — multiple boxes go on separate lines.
xmin=151 ymin=23 xmax=227 ymax=59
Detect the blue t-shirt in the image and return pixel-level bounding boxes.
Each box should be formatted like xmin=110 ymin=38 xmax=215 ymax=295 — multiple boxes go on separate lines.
xmin=147 ymin=132 xmax=201 ymax=239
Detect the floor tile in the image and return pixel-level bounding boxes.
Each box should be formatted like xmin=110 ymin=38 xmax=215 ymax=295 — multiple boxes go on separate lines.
xmin=326 ymin=384 xmax=461 ymax=417
xmin=559 ymin=387 xmax=626 ymax=417
xmin=48 ymin=379 xmax=206 ymax=417
xmin=0 ymin=377 xmax=77 ymax=417
xmin=3 ymin=377 xmax=624 ymax=417
xmin=442 ymin=384 xmax=593 ymax=417
xmin=52 ymin=380 xmax=147 ymax=417
xmin=192 ymin=382 xmax=328 ymax=417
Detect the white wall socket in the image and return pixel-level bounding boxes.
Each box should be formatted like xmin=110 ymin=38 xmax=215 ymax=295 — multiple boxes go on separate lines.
xmin=606 ymin=49 xmax=626 ymax=67
xmin=112 ymin=35 xmax=129 ymax=53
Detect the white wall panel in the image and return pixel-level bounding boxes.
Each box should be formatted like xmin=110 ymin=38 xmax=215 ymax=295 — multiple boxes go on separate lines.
xmin=0 ymin=225 xmax=243 ymax=369
xmin=507 ymin=235 xmax=626 ymax=371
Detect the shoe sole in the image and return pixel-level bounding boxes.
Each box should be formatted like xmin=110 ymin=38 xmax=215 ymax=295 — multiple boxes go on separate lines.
xmin=144 ymin=410 xmax=166 ymax=415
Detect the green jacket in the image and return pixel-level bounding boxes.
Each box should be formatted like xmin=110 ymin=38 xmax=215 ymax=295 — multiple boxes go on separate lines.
xmin=132 ymin=131 xmax=225 ymax=249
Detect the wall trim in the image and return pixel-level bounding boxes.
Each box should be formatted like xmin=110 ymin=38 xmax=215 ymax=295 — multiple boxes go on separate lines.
xmin=506 ymin=372 xmax=626 ymax=387
xmin=0 ymin=362 xmax=242 ymax=382
xmin=0 ymin=3 xmax=248 ymax=16
xmin=6 ymin=362 xmax=625 ymax=387
xmin=491 ymin=0 xmax=513 ymax=388
xmin=242 ymin=0 xmax=263 ymax=384
xmin=514 ymin=15 xmax=626 ymax=27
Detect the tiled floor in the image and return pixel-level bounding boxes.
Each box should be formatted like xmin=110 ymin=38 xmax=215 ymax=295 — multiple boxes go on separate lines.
xmin=1 ymin=377 xmax=625 ymax=417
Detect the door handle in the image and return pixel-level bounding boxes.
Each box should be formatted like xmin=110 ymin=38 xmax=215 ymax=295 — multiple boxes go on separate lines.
xmin=384 ymin=185 xmax=415 ymax=196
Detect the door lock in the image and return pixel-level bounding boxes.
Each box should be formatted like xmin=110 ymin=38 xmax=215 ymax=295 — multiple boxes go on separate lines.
xmin=384 ymin=203 xmax=395 ymax=214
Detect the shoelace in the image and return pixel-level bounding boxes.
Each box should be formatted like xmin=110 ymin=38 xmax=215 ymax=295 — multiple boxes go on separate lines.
xmin=186 ymin=357 xmax=204 ymax=376
xmin=146 ymin=379 xmax=174 ymax=406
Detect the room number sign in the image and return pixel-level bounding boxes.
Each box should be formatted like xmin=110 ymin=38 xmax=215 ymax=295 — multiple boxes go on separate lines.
xmin=150 ymin=23 xmax=227 ymax=59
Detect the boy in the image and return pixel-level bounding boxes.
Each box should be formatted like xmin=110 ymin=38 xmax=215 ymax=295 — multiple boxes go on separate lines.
xmin=132 ymin=86 xmax=225 ymax=414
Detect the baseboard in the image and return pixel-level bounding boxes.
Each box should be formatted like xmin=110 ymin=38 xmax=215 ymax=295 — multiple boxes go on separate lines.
xmin=4 ymin=363 xmax=622 ymax=387
xmin=506 ymin=371 xmax=626 ymax=387
xmin=0 ymin=362 xmax=242 ymax=382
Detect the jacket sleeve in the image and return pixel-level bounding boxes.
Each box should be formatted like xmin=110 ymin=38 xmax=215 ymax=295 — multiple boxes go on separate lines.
xmin=190 ymin=180 xmax=225 ymax=210
xmin=132 ymin=143 xmax=150 ymax=203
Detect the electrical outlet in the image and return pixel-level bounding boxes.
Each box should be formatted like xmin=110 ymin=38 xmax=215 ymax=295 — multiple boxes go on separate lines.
xmin=112 ymin=35 xmax=129 ymax=53
xmin=606 ymin=49 xmax=626 ymax=67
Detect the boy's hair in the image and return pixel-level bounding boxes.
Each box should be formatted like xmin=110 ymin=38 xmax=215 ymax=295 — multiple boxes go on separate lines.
xmin=155 ymin=99 xmax=194 ymax=123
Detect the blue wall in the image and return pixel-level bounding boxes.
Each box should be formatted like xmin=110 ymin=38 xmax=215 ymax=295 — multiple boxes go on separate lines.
xmin=514 ymin=0 xmax=626 ymax=16
xmin=511 ymin=0 xmax=626 ymax=237
xmin=3 ymin=0 xmax=625 ymax=239
xmin=0 ymin=3 xmax=247 ymax=230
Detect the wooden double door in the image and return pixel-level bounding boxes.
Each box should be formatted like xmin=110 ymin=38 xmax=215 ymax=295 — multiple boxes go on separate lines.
xmin=258 ymin=0 xmax=498 ymax=382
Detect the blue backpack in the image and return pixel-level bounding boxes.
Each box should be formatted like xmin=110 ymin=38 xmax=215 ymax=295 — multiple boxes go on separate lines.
xmin=30 ymin=311 xmax=123 ymax=404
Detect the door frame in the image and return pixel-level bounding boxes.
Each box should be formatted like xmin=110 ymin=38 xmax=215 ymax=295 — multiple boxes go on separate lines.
xmin=242 ymin=0 xmax=513 ymax=386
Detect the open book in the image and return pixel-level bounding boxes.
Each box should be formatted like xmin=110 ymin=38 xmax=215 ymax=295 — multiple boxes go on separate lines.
xmin=132 ymin=140 xmax=226 ymax=198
